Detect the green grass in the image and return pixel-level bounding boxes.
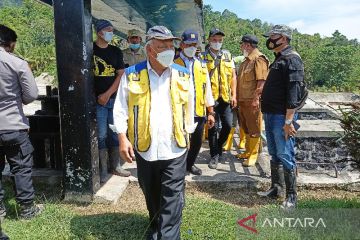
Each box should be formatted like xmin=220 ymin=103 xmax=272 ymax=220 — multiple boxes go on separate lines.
xmin=1 ymin=183 xmax=360 ymax=240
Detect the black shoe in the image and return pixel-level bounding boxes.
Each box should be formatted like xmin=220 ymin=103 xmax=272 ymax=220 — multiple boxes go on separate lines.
xmin=0 ymin=201 xmax=6 ymax=219
xmin=0 ymin=231 xmax=9 ymax=240
xmin=189 ymin=165 xmax=202 ymax=175
xmin=208 ymin=155 xmax=219 ymax=169
xmin=19 ymin=203 xmax=44 ymax=219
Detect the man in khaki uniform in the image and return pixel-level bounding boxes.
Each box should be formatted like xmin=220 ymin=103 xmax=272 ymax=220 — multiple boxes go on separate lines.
xmin=236 ymin=34 xmax=269 ymax=166
xmin=122 ymin=29 xmax=146 ymax=67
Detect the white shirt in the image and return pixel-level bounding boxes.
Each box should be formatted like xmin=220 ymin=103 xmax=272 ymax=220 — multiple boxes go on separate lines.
xmin=180 ymin=52 xmax=215 ymax=115
xmin=113 ymin=61 xmax=196 ymax=161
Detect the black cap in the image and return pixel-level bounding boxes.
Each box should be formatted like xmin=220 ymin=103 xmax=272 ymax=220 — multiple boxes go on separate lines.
xmin=208 ymin=28 xmax=225 ymax=38
xmin=240 ymin=34 xmax=258 ymax=45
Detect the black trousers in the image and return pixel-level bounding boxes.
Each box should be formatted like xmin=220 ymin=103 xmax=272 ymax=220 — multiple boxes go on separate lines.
xmin=208 ymin=98 xmax=233 ymax=157
xmin=186 ymin=117 xmax=206 ymax=170
xmin=0 ymin=130 xmax=35 ymax=205
xmin=136 ymin=151 xmax=186 ymax=240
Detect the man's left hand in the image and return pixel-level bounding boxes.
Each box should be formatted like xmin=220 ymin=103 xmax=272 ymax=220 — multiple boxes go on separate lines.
xmin=283 ymin=123 xmax=297 ymax=140
xmin=97 ymin=93 xmax=110 ymax=106
xmin=251 ymin=97 xmax=260 ymax=113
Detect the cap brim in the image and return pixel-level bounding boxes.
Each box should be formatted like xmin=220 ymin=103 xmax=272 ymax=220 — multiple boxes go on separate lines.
xmin=147 ymin=35 xmax=181 ymax=41
xmin=209 ymin=32 xmax=225 ymax=37
xmin=183 ymin=40 xmax=198 ymax=44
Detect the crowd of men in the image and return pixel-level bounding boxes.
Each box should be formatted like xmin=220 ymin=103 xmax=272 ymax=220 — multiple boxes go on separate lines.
xmin=0 ymin=19 xmax=305 ymax=239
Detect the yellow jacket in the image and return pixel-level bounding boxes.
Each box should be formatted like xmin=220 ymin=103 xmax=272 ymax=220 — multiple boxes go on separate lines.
xmin=126 ymin=61 xmax=191 ymax=151
xmin=174 ymin=57 xmax=208 ymax=117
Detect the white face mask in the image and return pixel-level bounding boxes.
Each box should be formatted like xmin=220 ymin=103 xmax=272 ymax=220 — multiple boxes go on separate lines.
xmin=183 ymin=46 xmax=197 ymax=58
xmin=155 ymin=49 xmax=175 ymax=67
xmin=210 ymin=42 xmax=222 ymax=51
xmin=242 ymin=49 xmax=249 ymax=57
xmin=102 ymin=31 xmax=113 ymax=43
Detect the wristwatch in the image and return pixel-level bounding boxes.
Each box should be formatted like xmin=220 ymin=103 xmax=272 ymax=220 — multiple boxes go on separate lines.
xmin=208 ymin=112 xmax=216 ymax=117
xmin=285 ymin=119 xmax=293 ymax=125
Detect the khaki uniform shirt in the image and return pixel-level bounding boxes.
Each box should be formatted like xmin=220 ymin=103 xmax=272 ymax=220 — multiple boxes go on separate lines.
xmin=122 ymin=47 xmax=146 ymax=67
xmin=237 ymin=48 xmax=269 ymax=101
xmin=0 ymin=47 xmax=38 ymax=131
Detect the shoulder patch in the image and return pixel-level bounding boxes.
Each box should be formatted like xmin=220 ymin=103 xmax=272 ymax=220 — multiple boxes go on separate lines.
xmin=126 ymin=60 xmax=147 ymax=75
xmin=171 ymin=63 xmax=190 ymax=75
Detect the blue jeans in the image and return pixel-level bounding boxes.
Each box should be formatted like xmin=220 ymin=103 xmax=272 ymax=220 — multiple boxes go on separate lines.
xmin=96 ymin=98 xmax=119 ymax=149
xmin=263 ymin=113 xmax=297 ymax=170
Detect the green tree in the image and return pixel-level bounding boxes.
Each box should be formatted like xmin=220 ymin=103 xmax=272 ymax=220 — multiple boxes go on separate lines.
xmin=0 ymin=0 xmax=56 ymax=78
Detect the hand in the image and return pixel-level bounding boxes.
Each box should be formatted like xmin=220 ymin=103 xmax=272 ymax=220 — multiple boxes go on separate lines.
xmin=207 ymin=115 xmax=215 ymax=129
xmin=97 ymin=93 xmax=110 ymax=106
xmin=119 ymin=134 xmax=135 ymax=163
xmin=231 ymin=96 xmax=237 ymax=109
xmin=251 ymin=97 xmax=260 ymax=113
xmin=283 ymin=123 xmax=297 ymax=140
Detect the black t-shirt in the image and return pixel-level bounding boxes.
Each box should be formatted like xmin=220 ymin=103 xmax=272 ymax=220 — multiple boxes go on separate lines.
xmin=93 ymin=43 xmax=125 ymax=98
xmin=261 ymin=46 xmax=304 ymax=115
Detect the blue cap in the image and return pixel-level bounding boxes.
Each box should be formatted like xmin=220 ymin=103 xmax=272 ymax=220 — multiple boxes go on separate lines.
xmin=95 ymin=19 xmax=113 ymax=33
xmin=181 ymin=29 xmax=199 ymax=44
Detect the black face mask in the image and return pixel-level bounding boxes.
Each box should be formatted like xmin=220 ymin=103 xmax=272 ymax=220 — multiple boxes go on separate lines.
xmin=266 ymin=36 xmax=283 ymax=50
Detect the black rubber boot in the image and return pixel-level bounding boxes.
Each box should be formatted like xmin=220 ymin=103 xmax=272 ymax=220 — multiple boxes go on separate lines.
xmin=257 ymin=162 xmax=285 ymax=199
xmin=281 ymin=168 xmax=297 ymax=211
xmin=19 ymin=202 xmax=43 ymax=219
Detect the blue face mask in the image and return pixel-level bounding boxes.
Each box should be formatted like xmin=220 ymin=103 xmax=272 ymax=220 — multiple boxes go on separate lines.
xmin=129 ymin=43 xmax=141 ymax=50
xmin=102 ymin=31 xmax=113 ymax=43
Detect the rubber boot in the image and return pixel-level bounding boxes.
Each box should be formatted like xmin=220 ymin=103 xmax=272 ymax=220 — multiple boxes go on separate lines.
xmin=99 ymin=148 xmax=109 ymax=183
xmin=19 ymin=202 xmax=43 ymax=219
xmin=223 ymin=127 xmax=235 ymax=151
xmin=281 ymin=168 xmax=297 ymax=211
xmin=257 ymin=162 xmax=285 ymax=199
xmin=242 ymin=137 xmax=260 ymax=167
xmin=238 ymin=127 xmax=246 ymax=150
xmin=236 ymin=134 xmax=250 ymax=158
xmin=110 ymin=147 xmax=131 ymax=177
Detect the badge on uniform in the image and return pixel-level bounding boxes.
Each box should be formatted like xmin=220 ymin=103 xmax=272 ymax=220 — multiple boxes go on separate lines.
xmin=132 ymin=73 xmax=140 ymax=81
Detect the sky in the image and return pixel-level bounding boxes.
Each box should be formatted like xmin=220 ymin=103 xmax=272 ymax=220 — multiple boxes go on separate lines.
xmin=203 ymin=0 xmax=360 ymax=40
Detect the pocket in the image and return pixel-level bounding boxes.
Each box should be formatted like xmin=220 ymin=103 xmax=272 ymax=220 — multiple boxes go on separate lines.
xmin=20 ymin=142 xmax=34 ymax=157
xmin=176 ymin=80 xmax=189 ymax=103
xmin=128 ymin=81 xmax=149 ymax=94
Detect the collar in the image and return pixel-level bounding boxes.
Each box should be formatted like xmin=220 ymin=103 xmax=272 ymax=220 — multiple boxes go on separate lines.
xmin=126 ymin=46 xmax=144 ymax=55
xmin=147 ymin=60 xmax=170 ymax=76
xmin=246 ymin=48 xmax=260 ymax=61
xmin=180 ymin=52 xmax=194 ymax=65
xmin=276 ymin=45 xmax=292 ymax=58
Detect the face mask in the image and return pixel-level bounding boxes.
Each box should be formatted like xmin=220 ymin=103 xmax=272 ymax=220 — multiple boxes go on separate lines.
xmin=266 ymin=36 xmax=283 ymax=50
xmin=183 ymin=46 xmax=197 ymax=58
xmin=154 ymin=49 xmax=175 ymax=67
xmin=210 ymin=42 xmax=222 ymax=51
xmin=242 ymin=49 xmax=249 ymax=58
xmin=102 ymin=31 xmax=113 ymax=43
xmin=129 ymin=43 xmax=141 ymax=50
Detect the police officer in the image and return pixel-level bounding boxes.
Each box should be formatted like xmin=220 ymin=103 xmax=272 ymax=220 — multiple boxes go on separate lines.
xmin=258 ymin=25 xmax=305 ymax=211
xmin=174 ymin=29 xmax=215 ymax=175
xmin=122 ymin=29 xmax=146 ymax=67
xmin=202 ymin=28 xmax=237 ymax=169
xmin=236 ymin=34 xmax=269 ymax=167
xmin=0 ymin=24 xmax=42 ymax=219
xmin=113 ymin=26 xmax=196 ymax=239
